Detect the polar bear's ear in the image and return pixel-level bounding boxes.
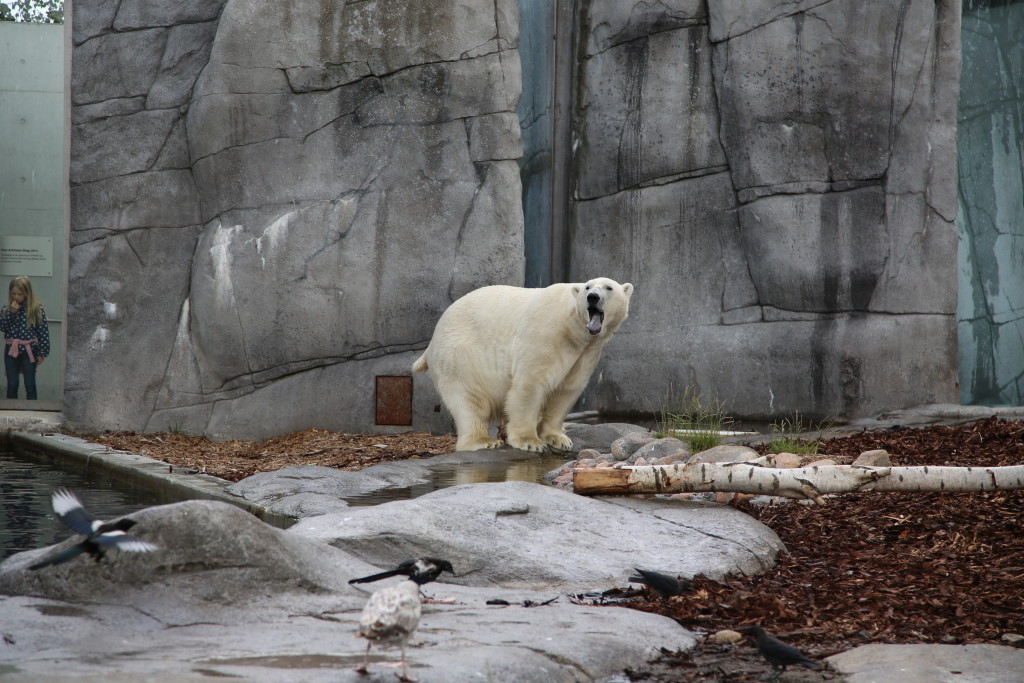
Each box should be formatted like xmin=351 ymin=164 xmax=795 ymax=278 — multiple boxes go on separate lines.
xmin=622 ymin=283 xmax=634 ymax=299
xmin=571 ymin=284 xmax=582 ymax=297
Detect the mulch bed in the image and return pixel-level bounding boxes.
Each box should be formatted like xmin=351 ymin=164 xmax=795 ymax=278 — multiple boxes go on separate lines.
xmin=77 ymin=429 xmax=456 ymax=481
xmin=74 ymin=416 xmax=1024 ymax=681
xmin=619 ymin=416 xmax=1024 ymax=681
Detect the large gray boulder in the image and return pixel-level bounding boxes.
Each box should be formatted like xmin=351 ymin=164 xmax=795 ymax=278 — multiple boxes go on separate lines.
xmin=0 ymin=500 xmax=371 ymax=621
xmin=290 ymin=480 xmax=784 ymax=589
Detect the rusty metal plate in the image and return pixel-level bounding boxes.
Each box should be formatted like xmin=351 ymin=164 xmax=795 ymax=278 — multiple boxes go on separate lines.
xmin=375 ymin=375 xmax=413 ymax=426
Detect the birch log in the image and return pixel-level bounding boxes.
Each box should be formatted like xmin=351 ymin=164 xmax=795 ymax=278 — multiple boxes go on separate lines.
xmin=572 ymin=462 xmax=1024 ymax=504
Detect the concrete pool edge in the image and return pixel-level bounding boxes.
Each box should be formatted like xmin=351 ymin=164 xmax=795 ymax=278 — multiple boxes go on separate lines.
xmin=4 ymin=430 xmax=296 ymax=529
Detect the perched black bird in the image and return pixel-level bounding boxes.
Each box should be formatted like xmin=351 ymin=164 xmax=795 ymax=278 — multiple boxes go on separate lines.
xmin=349 ymin=557 xmax=455 ymax=586
xmin=739 ymin=625 xmax=822 ymax=679
xmin=355 ymin=558 xmax=454 ymax=681
xmin=29 ymin=489 xmax=158 ymax=571
xmin=628 ymin=568 xmax=693 ymax=598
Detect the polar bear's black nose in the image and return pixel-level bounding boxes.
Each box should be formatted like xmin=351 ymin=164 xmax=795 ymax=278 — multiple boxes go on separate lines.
xmin=587 ymin=291 xmax=601 ymax=305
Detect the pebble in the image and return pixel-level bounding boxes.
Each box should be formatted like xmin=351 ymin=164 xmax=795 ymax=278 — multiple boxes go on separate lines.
xmin=806 ymin=458 xmax=838 ymax=467
xmin=770 ymin=452 xmax=802 ymax=469
xmin=610 ymin=432 xmax=653 ymax=461
xmin=710 ymin=629 xmax=743 ymax=644
xmin=854 ymin=449 xmax=892 ymax=466
xmin=1001 ymin=633 xmax=1024 ymax=648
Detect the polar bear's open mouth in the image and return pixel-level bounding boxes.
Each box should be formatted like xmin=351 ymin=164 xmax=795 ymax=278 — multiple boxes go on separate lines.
xmin=586 ymin=304 xmax=604 ymax=335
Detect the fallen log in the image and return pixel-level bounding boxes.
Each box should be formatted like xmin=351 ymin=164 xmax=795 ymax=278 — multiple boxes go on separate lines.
xmin=572 ymin=462 xmax=1024 ymax=504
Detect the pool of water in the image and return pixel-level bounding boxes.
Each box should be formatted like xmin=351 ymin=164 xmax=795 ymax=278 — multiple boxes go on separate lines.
xmin=343 ymin=452 xmax=573 ymax=506
xmin=0 ymin=448 xmax=183 ymax=562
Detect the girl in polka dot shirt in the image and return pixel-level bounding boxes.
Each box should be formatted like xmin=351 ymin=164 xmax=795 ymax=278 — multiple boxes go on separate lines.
xmin=1 ymin=276 xmax=51 ymax=400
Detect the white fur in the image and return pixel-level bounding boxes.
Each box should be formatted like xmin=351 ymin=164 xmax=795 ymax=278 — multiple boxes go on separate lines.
xmin=413 ymin=278 xmax=634 ymax=452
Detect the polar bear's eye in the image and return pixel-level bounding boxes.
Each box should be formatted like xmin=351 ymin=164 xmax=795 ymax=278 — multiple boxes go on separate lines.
xmin=604 ymin=285 xmax=612 ymax=291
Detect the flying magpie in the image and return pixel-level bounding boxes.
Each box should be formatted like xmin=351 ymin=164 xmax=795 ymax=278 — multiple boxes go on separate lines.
xmin=29 ymin=489 xmax=157 ymax=570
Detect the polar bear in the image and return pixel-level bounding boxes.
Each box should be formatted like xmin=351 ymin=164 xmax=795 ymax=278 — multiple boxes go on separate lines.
xmin=413 ymin=278 xmax=634 ymax=452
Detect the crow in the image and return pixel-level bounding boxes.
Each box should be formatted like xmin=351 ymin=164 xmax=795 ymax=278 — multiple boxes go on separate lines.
xmin=29 ymin=489 xmax=157 ymax=570
xmin=349 ymin=557 xmax=455 ymax=586
xmin=628 ymin=567 xmax=693 ymax=598
xmin=355 ymin=558 xmax=454 ymax=681
xmin=739 ymin=625 xmax=822 ymax=679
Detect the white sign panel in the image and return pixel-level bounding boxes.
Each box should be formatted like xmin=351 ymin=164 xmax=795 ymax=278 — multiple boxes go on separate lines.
xmin=0 ymin=236 xmax=53 ymax=276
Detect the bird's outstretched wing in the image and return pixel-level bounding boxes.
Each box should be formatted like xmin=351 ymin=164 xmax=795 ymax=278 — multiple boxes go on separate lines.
xmin=93 ymin=532 xmax=158 ymax=553
xmin=51 ymin=489 xmax=97 ymax=536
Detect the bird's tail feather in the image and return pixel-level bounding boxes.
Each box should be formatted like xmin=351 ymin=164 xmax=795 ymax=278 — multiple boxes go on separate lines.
xmin=29 ymin=545 xmax=85 ymax=570
xmin=349 ymin=569 xmax=402 ymax=584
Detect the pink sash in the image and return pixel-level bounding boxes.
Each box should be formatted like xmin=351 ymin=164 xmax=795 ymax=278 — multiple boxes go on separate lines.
xmin=6 ymin=338 xmax=37 ymax=363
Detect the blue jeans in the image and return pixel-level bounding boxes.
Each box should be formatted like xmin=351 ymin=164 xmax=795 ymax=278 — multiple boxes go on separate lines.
xmin=4 ymin=346 xmax=38 ymax=400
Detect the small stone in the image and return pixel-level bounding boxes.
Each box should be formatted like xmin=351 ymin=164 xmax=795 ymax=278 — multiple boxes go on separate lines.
xmin=688 ymin=444 xmax=759 ymax=464
xmin=577 ymin=448 xmax=602 ymax=460
xmin=632 ymin=437 xmax=691 ymax=462
xmin=771 ymin=453 xmax=802 ymax=469
xmin=610 ymin=432 xmax=655 ymax=460
xmin=715 ymin=492 xmax=735 ymax=504
xmin=633 ymin=456 xmax=649 ymax=466
xmin=596 ymin=461 xmax=613 ymax=469
xmin=805 ymin=458 xmax=837 ymax=467
xmin=711 ymin=629 xmax=743 ymax=644
xmin=1001 ymin=633 xmax=1024 ymax=648
xmin=854 ymin=449 xmax=892 ymax=466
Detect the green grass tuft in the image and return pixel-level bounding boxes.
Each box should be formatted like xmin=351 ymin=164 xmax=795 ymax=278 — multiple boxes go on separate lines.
xmin=766 ymin=414 xmax=832 ymax=455
xmin=653 ymin=386 xmax=732 ymax=453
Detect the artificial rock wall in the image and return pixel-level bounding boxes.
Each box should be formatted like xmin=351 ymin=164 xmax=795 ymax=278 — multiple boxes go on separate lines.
xmin=67 ymin=0 xmax=963 ymax=439
xmin=67 ymin=0 xmax=524 ymax=438
xmin=571 ymin=0 xmax=962 ymax=422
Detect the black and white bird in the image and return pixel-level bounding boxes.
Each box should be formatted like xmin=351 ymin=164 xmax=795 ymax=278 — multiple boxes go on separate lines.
xmin=354 ymin=558 xmax=454 ymax=681
xmin=29 ymin=489 xmax=157 ymax=571
xmin=349 ymin=557 xmax=455 ymax=587
xmin=739 ymin=625 xmax=822 ymax=679
xmin=628 ymin=567 xmax=693 ymax=598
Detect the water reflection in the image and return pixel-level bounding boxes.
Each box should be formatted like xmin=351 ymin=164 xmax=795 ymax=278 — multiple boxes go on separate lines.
xmin=0 ymin=449 xmax=181 ymax=562
xmin=344 ymin=452 xmax=572 ymax=506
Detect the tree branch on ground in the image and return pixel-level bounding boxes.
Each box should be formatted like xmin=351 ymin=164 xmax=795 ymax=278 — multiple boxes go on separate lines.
xmin=572 ymin=462 xmax=1024 ymax=503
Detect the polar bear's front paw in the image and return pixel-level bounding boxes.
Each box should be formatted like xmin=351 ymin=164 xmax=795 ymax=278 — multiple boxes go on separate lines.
xmin=507 ymin=435 xmax=548 ymax=453
xmin=542 ymin=432 xmax=574 ymax=451
xmin=457 ymin=436 xmax=506 ymax=451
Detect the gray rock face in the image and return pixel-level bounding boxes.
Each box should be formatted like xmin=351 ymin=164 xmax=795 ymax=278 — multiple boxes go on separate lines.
xmin=66 ymin=0 xmax=525 ymax=439
xmin=290 ymin=480 xmax=784 ymax=589
xmin=571 ymin=0 xmax=960 ymax=424
xmin=65 ymin=0 xmax=962 ymax=439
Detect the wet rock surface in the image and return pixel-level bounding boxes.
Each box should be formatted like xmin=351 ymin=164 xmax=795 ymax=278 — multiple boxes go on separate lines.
xmin=0 ymin=498 xmax=694 ymax=682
